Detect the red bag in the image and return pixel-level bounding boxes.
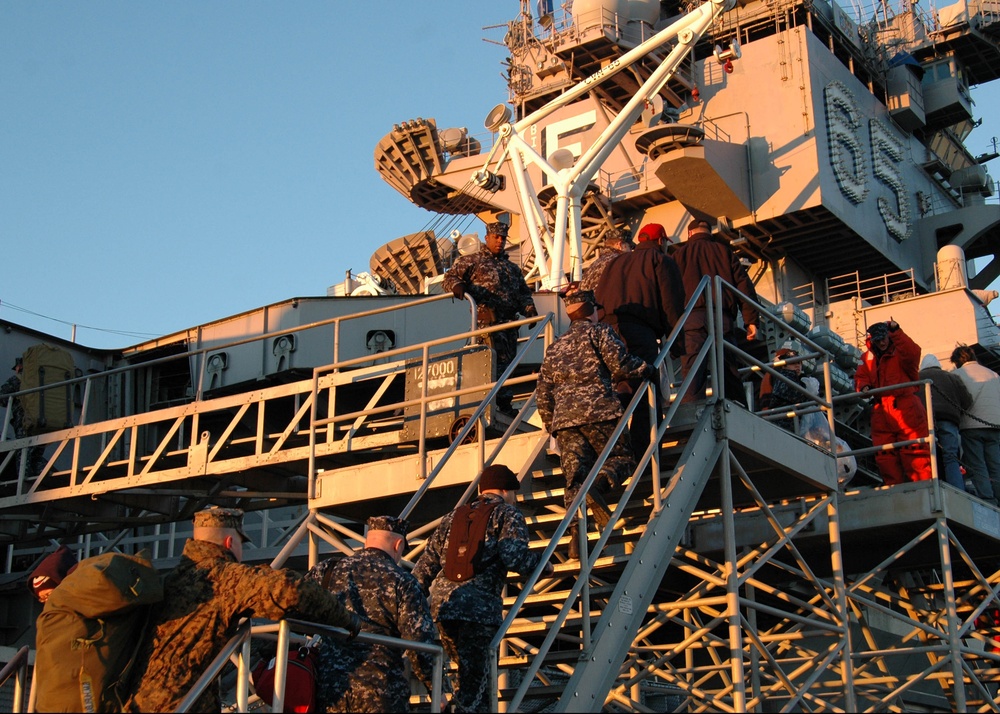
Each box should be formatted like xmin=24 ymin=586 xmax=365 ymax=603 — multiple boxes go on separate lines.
xmin=252 ymin=645 xmax=319 ymax=714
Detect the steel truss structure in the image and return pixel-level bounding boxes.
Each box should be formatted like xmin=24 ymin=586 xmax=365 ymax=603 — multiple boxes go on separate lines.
xmin=640 ymin=469 xmax=1000 ymax=712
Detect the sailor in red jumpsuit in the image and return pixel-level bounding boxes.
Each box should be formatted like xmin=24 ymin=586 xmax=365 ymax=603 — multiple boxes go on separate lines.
xmin=854 ymin=321 xmax=932 ymax=485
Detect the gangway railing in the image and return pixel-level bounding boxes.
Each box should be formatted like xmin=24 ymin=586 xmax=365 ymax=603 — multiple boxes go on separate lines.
xmin=0 ymin=294 xmax=533 ymax=510
xmin=0 ymin=292 xmax=478 ymax=494
xmin=0 ymin=645 xmax=29 ymax=714
xmin=487 ymin=274 xmax=884 ymax=710
xmin=175 ymin=618 xmax=445 ymax=713
xmin=490 ymin=275 xmax=715 ymax=710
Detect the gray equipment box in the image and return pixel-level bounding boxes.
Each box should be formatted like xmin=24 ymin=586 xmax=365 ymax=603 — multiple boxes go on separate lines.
xmin=402 ymin=346 xmax=493 ymax=441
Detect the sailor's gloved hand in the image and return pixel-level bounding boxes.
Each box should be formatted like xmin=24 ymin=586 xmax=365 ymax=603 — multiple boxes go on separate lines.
xmin=451 ymin=282 xmax=467 ymax=300
xmin=523 ymin=303 xmax=538 ymax=318
xmin=347 ymin=614 xmax=362 ymax=641
xmin=887 ymin=320 xmax=899 ymax=332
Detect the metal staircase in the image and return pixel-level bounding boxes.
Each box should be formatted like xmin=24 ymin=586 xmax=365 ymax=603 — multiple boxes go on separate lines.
xmin=9 ymin=279 xmax=1000 ymax=712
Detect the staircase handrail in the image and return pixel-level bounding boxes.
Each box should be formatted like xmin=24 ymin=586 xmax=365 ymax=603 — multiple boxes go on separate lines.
xmin=492 ymin=275 xmax=713 ymax=711
xmin=0 ymin=645 xmax=29 ymax=713
xmin=176 ymin=617 xmax=445 ymax=713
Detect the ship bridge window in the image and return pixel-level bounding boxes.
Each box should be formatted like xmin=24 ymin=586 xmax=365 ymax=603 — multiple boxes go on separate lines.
xmin=921 ymin=58 xmax=967 ymax=89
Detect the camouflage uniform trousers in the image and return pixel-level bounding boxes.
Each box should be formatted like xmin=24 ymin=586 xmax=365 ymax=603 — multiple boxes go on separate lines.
xmin=437 ymin=619 xmax=496 ymax=713
xmin=316 ymin=639 xmax=412 ymax=713
xmin=555 ymin=420 xmax=634 ymax=526
xmin=478 ymin=321 xmax=519 ymax=410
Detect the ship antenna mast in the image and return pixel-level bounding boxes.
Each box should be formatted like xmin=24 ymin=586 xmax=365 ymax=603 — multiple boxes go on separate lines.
xmin=473 ymin=0 xmax=738 ymax=290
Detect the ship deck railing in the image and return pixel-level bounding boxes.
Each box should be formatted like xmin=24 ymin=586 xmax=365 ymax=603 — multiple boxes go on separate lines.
xmin=827 ymin=267 xmax=919 ymax=305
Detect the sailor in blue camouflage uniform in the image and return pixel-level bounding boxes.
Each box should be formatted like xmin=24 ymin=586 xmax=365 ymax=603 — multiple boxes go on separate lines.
xmin=442 ymin=221 xmax=537 ymax=414
xmin=412 ymin=464 xmax=554 ymax=713
xmin=579 ymin=227 xmax=633 ymax=292
xmin=128 ymin=507 xmax=361 ymax=713
xmin=304 ymin=515 xmax=439 ymax=713
xmin=537 ymin=286 xmax=656 ymax=558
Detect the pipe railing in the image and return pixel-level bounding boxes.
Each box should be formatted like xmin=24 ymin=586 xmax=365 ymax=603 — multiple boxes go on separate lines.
xmin=176 ymin=618 xmax=444 ymax=713
xmin=307 ymin=311 xmax=553 ymax=500
xmin=0 ymin=645 xmax=29 ymax=713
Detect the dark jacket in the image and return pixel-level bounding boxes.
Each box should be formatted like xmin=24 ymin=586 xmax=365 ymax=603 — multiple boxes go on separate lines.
xmin=672 ymin=232 xmax=758 ymax=329
xmin=918 ymin=357 xmax=972 ymax=424
xmin=594 ymin=242 xmax=685 ymax=338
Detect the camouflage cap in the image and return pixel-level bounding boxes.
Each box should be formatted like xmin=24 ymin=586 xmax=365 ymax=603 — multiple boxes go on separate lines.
xmin=194 ymin=506 xmax=251 ymax=543
xmin=607 ymin=227 xmax=632 ymax=246
xmin=560 ymin=283 xmax=601 ymax=314
xmin=485 ymin=221 xmax=509 ymax=238
xmin=562 ymin=288 xmax=598 ymax=309
xmin=366 ymin=515 xmax=410 ymax=538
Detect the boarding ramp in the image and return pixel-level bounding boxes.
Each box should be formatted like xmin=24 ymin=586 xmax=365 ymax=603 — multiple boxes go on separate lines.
xmin=0 ymin=293 xmax=550 ymax=548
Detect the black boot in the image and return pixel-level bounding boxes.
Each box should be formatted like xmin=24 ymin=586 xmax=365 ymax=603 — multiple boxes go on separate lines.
xmin=586 ymin=490 xmax=612 ymax=530
xmin=567 ymin=525 xmax=580 ymax=560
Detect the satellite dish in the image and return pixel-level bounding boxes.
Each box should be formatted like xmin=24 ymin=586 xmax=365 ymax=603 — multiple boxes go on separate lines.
xmin=485 ymin=104 xmax=513 ymax=132
xmin=549 ymin=148 xmax=575 ymax=171
xmin=439 ymin=127 xmax=467 ymax=152
xmin=457 ymin=234 xmax=482 ymax=256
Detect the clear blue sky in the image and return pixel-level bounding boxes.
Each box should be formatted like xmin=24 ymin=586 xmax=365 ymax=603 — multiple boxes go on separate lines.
xmin=1 ymin=1 xmax=510 ymax=348
xmin=2 ymin=1 xmax=998 ymax=349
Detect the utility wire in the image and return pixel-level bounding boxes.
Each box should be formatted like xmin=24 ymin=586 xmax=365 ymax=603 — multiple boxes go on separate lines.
xmin=0 ymin=299 xmax=161 ymax=340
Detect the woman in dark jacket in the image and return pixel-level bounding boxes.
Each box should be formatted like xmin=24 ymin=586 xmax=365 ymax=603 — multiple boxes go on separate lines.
xmin=919 ymin=354 xmax=972 ymax=490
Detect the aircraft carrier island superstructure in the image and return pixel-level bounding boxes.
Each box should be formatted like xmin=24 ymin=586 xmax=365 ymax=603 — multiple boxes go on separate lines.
xmin=3 ymin=0 xmax=1000 ymax=710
